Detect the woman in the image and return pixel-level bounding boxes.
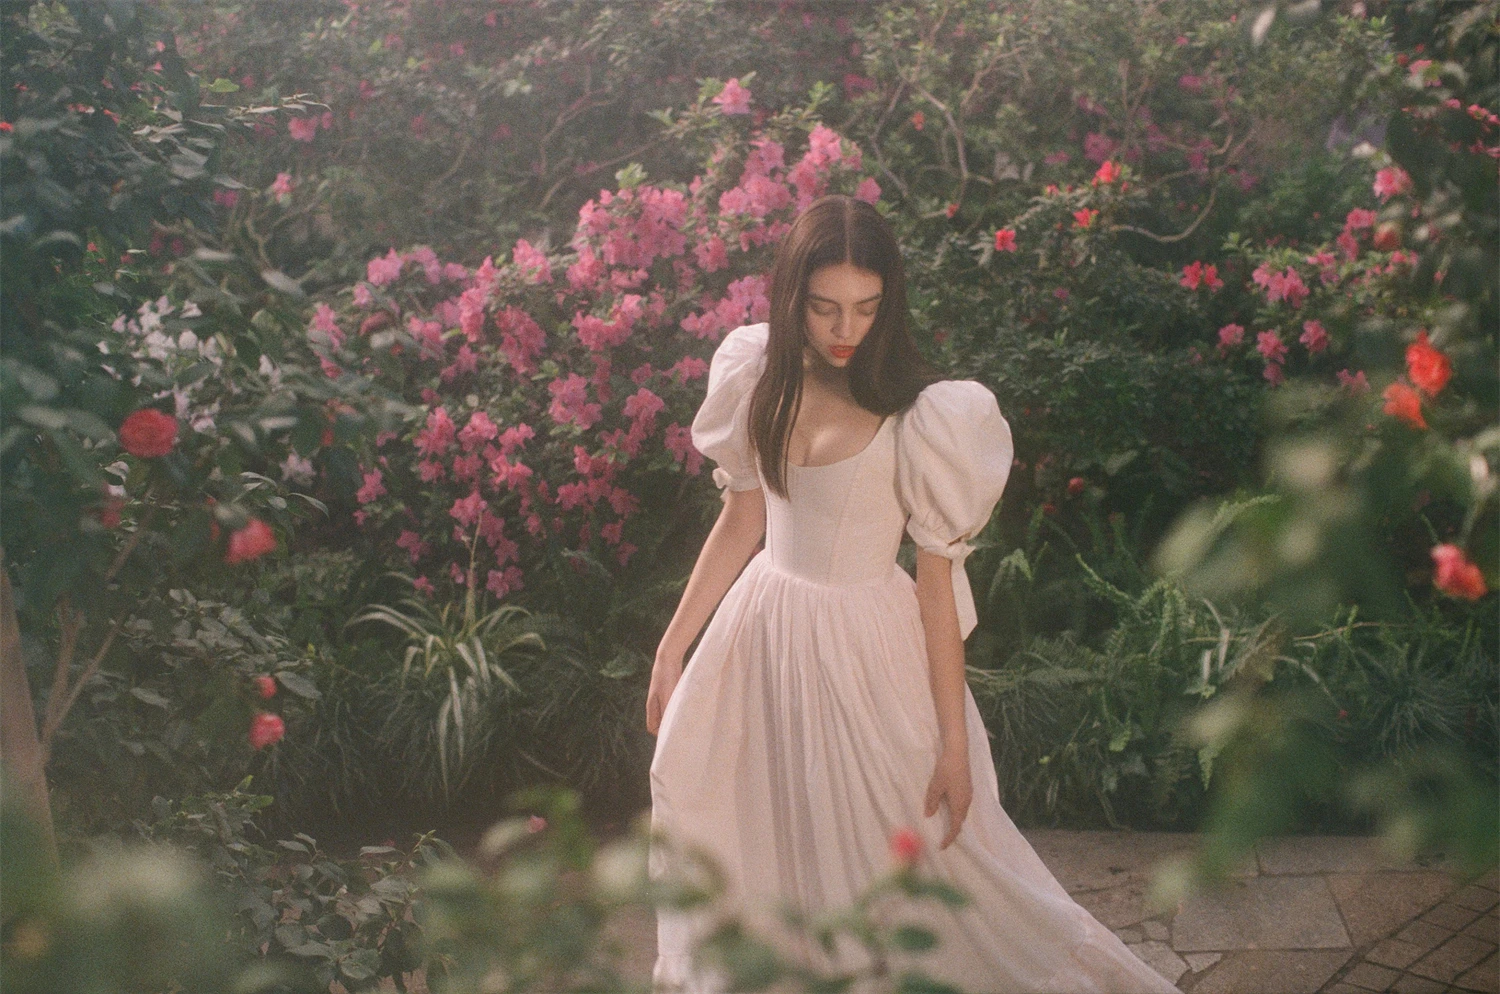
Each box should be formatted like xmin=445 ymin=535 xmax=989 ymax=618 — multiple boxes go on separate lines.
xmin=646 ymin=194 xmax=1179 ymax=994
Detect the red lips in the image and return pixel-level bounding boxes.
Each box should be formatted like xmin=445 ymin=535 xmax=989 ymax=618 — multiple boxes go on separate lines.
xmin=830 ymin=345 xmax=855 ymax=359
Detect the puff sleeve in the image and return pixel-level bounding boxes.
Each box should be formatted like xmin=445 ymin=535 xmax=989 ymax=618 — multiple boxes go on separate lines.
xmin=690 ymin=323 xmax=769 ymax=492
xmin=895 ymin=380 xmax=1014 ymax=640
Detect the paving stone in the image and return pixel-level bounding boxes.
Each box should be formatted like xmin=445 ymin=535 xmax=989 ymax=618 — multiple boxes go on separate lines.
xmin=1390 ymin=975 xmax=1448 ymax=994
xmin=1461 ymin=914 xmax=1499 ymax=943
xmin=1411 ymin=935 xmax=1495 ymax=984
xmin=1183 ymin=952 xmax=1221 ymax=973
xmin=1188 ymin=949 xmax=1350 ymax=994
xmin=1398 ymin=919 xmax=1458 ymax=954
xmin=1455 ymin=953 xmax=1499 ymax=994
xmin=1074 ymin=881 xmax=1151 ymax=930
xmin=1324 ymin=984 xmax=1369 ymax=994
xmin=1426 ymin=903 xmax=1485 ymax=932
xmin=1343 ymin=961 xmax=1400 ymax=991
xmin=1256 ymin=835 xmax=1407 ymax=876
xmin=1368 ymin=940 xmax=1427 ymax=970
xmin=1113 ymin=926 xmax=1143 ymax=944
xmin=1329 ymin=873 xmax=1456 ymax=947
xmin=1172 ymin=876 xmax=1350 ymax=952
xmin=1142 ymin=919 xmax=1169 ymax=942
xmin=1126 ymin=941 xmax=1188 ymax=985
xmin=1451 ymin=887 xmax=1500 ymax=913
xmin=1022 ymin=829 xmax=1200 ymax=891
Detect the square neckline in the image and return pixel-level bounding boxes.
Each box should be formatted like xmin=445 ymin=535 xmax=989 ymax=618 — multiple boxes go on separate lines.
xmin=786 ymin=415 xmax=891 ymax=471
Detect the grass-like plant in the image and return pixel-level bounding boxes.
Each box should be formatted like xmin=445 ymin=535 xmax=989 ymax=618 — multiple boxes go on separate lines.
xmin=346 ymin=570 xmax=543 ymax=801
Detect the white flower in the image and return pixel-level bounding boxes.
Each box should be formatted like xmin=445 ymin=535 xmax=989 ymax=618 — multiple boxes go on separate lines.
xmin=180 ymin=301 xmax=202 ymax=318
xmin=280 ymin=450 xmax=315 ymax=485
xmin=178 ymin=329 xmax=198 ymax=351
xmin=258 ymin=354 xmax=282 ymax=389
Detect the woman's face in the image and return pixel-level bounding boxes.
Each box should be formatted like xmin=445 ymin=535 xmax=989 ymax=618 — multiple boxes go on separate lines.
xmin=802 ymin=262 xmax=883 ymax=370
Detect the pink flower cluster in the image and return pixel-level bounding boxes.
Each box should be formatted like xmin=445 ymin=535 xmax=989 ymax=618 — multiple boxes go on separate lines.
xmin=1251 ymin=263 xmax=1309 ymax=308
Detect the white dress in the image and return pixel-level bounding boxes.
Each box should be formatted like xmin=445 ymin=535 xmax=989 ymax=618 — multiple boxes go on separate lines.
xmin=649 ymin=323 xmax=1180 ymax=994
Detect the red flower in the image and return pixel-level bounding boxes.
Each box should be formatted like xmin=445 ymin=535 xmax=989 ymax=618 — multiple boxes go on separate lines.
xmin=1041 ymin=501 xmax=1059 ymax=516
xmin=248 ymin=712 xmax=285 ymax=749
xmin=1431 ymin=544 xmax=1488 ymax=600
xmin=1405 ymin=331 xmax=1451 ymax=396
xmin=1372 ymin=223 xmax=1400 ymax=251
xmin=1180 ymin=261 xmax=1204 ymax=289
xmin=118 ymin=408 xmax=179 ymax=458
xmin=945 ymin=202 xmax=959 ymax=219
xmin=1382 ymin=382 xmax=1427 ymax=430
xmin=254 ymin=675 xmax=278 ymax=699
xmin=993 ymin=228 xmax=1017 ymax=252
xmin=889 ymin=827 xmax=923 ymax=867
xmin=95 ymin=496 xmax=124 ymax=529
xmin=1067 ymin=476 xmax=1086 ymax=497
xmin=909 ymin=110 xmax=925 ymax=131
xmin=1092 ymin=160 xmax=1121 ymax=185
xmin=527 ymin=814 xmax=547 ymax=833
xmin=225 ymin=518 xmax=277 ymax=564
xmin=1072 ymin=208 xmax=1098 ymax=229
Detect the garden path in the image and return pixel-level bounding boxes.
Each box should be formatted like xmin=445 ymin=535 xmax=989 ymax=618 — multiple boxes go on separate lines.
xmin=593 ymin=830 xmax=1498 ymax=994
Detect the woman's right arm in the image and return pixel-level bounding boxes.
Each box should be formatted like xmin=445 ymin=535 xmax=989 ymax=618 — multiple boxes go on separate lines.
xmin=646 ymin=486 xmax=766 ymax=735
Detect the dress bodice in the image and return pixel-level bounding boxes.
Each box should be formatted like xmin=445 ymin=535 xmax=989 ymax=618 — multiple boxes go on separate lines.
xmin=691 ymin=323 xmax=1015 ymax=638
xmin=763 ymin=418 xmax=907 ymax=588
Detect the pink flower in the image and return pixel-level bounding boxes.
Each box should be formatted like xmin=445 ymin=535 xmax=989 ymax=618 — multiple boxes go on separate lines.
xmin=694 ymin=235 xmax=728 ymax=273
xmin=413 ymin=576 xmax=434 ymax=596
xmin=1299 ymin=320 xmax=1329 ymax=354
xmin=1043 ymin=151 xmax=1071 ymax=166
xmin=270 ymin=172 xmax=295 ymax=198
xmin=450 ymin=490 xmax=488 ymax=528
xmin=623 ymin=387 xmax=665 ymax=432
xmin=1336 ymin=230 xmax=1360 ymax=261
xmin=1337 ymin=369 xmax=1369 ymax=394
xmin=1263 ymin=362 xmax=1285 ymax=386
xmin=512 ymin=238 xmax=552 ymax=283
xmin=396 ymin=530 xmax=428 ymax=564
xmin=889 ymin=827 xmax=923 ymax=867
xmin=1217 ymin=323 xmax=1245 ymax=352
xmin=1092 ymin=160 xmax=1121 ymax=185
xmin=1431 ymin=544 xmax=1488 ymax=600
xmin=287 ymin=116 xmax=318 ymax=142
xmin=1082 ymin=132 xmax=1117 ymax=164
xmin=667 ymin=356 xmax=709 ymax=384
xmin=356 ymin=468 xmax=386 ymax=504
xmin=459 ymin=411 xmax=499 ymax=452
xmin=712 ymin=78 xmax=752 ymax=115
xmin=548 ymin=374 xmax=602 ymax=430
xmin=1178 ymin=74 xmax=1204 ymax=92
xmin=1072 ymin=208 xmax=1098 ymax=229
xmin=1256 ymin=330 xmax=1288 ymax=364
xmin=1373 ymin=166 xmax=1413 ymax=201
xmin=254 ymin=675 xmax=278 ymax=699
xmin=367 ymin=248 xmax=404 ymax=286
xmin=1343 ymin=208 xmax=1377 ymax=231
xmin=495 ymin=307 xmax=546 ymax=374
xmin=249 ymin=712 xmax=285 ymax=749
xmin=1180 ymin=261 xmax=1204 ymax=289
xmin=994 ymin=228 xmax=1017 ymax=252
xmin=415 ymin=407 xmax=457 ymax=457
xmin=854 ymin=177 xmax=881 ymax=204
xmin=664 ymin=423 xmax=703 ymax=475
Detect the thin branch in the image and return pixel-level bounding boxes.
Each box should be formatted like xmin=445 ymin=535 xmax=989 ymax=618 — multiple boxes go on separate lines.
xmin=40 ymin=616 xmax=123 ymax=753
xmin=1111 ymin=184 xmax=1219 ymax=243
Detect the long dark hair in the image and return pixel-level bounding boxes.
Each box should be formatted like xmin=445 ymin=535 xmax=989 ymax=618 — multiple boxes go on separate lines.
xmin=749 ymin=194 xmax=937 ymax=498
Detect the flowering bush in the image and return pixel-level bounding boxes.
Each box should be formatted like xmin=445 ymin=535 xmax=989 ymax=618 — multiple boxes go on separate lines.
xmin=327 ymin=92 xmax=878 ymax=615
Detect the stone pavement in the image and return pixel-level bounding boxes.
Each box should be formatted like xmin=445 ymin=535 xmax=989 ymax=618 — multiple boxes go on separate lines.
xmin=599 ymin=830 xmax=1498 ymax=993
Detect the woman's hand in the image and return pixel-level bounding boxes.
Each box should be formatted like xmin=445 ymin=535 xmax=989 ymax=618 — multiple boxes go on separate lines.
xmin=923 ymin=744 xmax=973 ymax=849
xmin=645 ymin=649 xmax=684 ymax=736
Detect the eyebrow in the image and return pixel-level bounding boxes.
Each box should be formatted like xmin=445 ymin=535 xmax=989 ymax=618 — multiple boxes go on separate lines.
xmin=807 ymin=293 xmax=883 ymax=305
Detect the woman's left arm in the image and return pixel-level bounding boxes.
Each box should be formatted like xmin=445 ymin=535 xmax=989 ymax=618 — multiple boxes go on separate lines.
xmin=914 ymin=548 xmax=973 ymax=849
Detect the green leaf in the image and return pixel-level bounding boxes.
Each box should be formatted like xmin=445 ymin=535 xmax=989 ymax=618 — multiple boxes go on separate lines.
xmin=339 ymin=947 xmax=380 ymax=981
xmin=891 ymin=925 xmax=938 ymax=951
xmin=276 ymin=671 xmax=321 ymax=700
xmin=128 ymin=687 xmax=171 ymax=709
xmin=895 ymin=971 xmax=963 ymax=994
xmin=205 ymin=78 xmax=240 ymax=93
